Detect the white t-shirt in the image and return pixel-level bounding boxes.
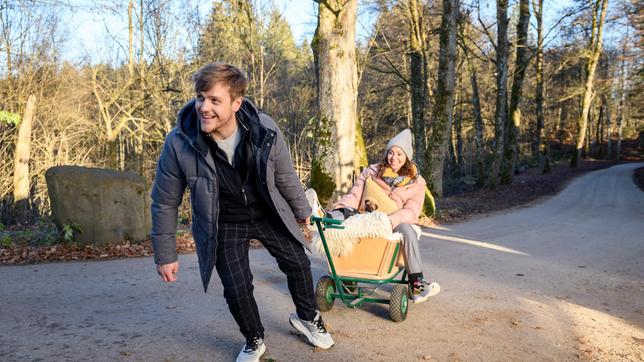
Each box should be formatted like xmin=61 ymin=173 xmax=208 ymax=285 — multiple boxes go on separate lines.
xmin=214 ymin=125 xmax=242 ymax=166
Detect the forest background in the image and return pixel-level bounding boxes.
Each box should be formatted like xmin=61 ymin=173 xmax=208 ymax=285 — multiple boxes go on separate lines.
xmin=0 ymin=0 xmax=642 ymax=229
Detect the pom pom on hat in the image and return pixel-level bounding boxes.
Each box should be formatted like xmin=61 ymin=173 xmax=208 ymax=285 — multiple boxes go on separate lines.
xmin=385 ymin=129 xmax=414 ymax=160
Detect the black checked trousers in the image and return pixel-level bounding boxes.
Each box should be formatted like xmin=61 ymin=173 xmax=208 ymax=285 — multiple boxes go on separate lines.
xmin=215 ymin=219 xmax=316 ymax=340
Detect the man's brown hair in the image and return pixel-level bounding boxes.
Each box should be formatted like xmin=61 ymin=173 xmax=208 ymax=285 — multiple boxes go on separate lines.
xmin=193 ymin=62 xmax=247 ymax=100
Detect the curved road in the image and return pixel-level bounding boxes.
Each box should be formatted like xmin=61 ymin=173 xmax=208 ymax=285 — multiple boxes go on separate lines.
xmin=1 ymin=163 xmax=642 ymax=361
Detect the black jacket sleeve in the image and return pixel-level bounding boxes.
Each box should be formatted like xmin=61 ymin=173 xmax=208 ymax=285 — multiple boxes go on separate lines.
xmin=150 ymin=133 xmax=186 ymax=265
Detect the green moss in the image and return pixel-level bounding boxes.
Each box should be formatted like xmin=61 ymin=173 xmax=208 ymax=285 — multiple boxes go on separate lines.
xmin=314 ymin=116 xmax=333 ymax=159
xmin=0 ymin=110 xmax=21 ymax=126
xmin=310 ymin=160 xmax=336 ymax=206
xmin=422 ymin=187 xmax=436 ymax=218
xmin=0 ymin=235 xmax=12 ymax=248
xmin=355 ymin=119 xmax=368 ymax=169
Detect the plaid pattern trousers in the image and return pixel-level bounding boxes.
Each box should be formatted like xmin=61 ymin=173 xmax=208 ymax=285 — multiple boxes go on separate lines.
xmin=215 ymin=219 xmax=316 ymax=340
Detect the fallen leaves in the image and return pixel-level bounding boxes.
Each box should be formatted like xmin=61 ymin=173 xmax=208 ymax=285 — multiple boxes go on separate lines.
xmin=0 ymin=234 xmax=196 ymax=265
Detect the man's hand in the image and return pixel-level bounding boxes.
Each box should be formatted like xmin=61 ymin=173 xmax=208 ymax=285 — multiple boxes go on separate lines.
xmin=157 ymin=261 xmax=179 ymax=282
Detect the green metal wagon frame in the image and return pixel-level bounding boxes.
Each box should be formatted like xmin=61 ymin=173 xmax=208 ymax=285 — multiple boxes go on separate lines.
xmin=311 ymin=215 xmax=411 ymax=322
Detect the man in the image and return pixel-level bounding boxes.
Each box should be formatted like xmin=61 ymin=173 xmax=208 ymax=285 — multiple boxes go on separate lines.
xmin=151 ymin=63 xmax=333 ymax=362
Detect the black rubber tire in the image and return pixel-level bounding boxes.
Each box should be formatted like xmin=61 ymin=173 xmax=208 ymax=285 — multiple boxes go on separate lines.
xmin=315 ymin=276 xmax=336 ymax=312
xmin=389 ymin=284 xmax=409 ymax=322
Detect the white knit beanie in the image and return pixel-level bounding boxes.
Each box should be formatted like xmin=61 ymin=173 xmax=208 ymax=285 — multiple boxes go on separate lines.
xmin=385 ymin=129 xmax=414 ymax=160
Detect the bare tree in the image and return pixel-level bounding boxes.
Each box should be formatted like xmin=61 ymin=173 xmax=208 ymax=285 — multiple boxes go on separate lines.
xmin=570 ymin=0 xmax=609 ymax=167
xmin=311 ymin=0 xmax=358 ymax=200
xmin=501 ymin=0 xmax=530 ymax=183
xmin=614 ymin=35 xmax=627 ymax=160
xmin=487 ymin=0 xmax=510 ymax=187
xmin=425 ymin=0 xmax=460 ymax=197
xmin=11 ymin=94 xmax=36 ymax=224
xmin=465 ymin=50 xmax=486 ymax=183
xmin=458 ymin=12 xmax=486 ymax=184
xmin=531 ymin=0 xmax=550 ymax=172
xmin=405 ymin=0 xmax=429 ymax=173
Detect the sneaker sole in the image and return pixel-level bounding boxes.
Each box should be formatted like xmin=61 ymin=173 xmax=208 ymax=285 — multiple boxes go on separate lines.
xmin=236 ymin=343 xmax=265 ymax=362
xmin=412 ymin=284 xmax=441 ymax=304
xmin=412 ymin=294 xmax=430 ymax=304
xmin=288 ymin=317 xmax=334 ymax=349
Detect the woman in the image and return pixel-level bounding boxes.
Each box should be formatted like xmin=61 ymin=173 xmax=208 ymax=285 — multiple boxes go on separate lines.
xmin=332 ymin=129 xmax=440 ymax=303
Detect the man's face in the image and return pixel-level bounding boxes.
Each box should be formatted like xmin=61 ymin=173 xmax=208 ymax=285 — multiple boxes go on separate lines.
xmin=195 ymin=82 xmax=242 ymax=135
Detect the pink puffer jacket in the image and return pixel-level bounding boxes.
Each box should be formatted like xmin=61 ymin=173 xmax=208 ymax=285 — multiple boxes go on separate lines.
xmin=332 ymin=164 xmax=426 ymax=229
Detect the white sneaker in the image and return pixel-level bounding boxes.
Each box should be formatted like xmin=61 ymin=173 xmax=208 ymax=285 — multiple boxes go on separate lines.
xmin=236 ymin=337 xmax=266 ymax=362
xmin=411 ymin=281 xmax=440 ymax=304
xmin=305 ymin=189 xmax=325 ymax=218
xmin=289 ymin=311 xmax=334 ymax=349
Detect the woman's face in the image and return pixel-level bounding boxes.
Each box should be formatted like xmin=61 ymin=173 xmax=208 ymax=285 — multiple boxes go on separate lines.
xmin=386 ymin=146 xmax=407 ymax=173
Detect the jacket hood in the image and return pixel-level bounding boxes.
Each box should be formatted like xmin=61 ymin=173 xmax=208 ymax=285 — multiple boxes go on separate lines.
xmin=177 ymin=98 xmax=265 ymax=157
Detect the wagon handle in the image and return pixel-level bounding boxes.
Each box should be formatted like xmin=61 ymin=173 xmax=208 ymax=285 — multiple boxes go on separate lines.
xmin=310 ymin=215 xmax=343 ymax=226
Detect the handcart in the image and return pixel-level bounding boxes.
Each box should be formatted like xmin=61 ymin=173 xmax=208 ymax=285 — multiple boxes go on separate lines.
xmin=311 ymin=215 xmax=410 ymax=322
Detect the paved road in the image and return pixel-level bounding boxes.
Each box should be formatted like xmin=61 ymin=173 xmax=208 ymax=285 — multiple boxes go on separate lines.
xmin=1 ymin=163 xmax=643 ymax=361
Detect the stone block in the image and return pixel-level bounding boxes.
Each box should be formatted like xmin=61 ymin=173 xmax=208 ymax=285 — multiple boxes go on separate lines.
xmin=45 ymin=166 xmax=151 ymax=245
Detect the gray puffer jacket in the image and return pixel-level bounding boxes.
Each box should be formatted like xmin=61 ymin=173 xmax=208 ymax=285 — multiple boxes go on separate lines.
xmin=150 ymin=98 xmax=311 ymax=292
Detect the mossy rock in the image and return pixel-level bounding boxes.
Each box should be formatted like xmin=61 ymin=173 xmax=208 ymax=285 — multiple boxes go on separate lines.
xmin=45 ymin=166 xmax=151 ymax=245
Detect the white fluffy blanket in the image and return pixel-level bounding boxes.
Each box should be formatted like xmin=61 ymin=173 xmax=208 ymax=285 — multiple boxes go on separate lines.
xmin=312 ymin=212 xmax=402 ymax=257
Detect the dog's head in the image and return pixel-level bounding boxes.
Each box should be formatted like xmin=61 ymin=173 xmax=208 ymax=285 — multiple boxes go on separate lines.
xmin=364 ymin=199 xmax=379 ymax=213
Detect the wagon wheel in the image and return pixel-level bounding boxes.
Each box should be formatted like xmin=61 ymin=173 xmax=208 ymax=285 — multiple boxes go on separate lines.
xmin=316 ymin=276 xmax=336 ymax=312
xmin=389 ymin=284 xmax=409 ymax=322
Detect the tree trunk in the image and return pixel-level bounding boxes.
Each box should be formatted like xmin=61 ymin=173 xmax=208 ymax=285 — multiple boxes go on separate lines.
xmin=312 ymin=0 xmax=358 ymax=200
xmin=532 ymin=0 xmax=545 ymax=161
xmin=12 ymin=94 xmax=36 ymax=224
xmin=107 ymin=139 xmax=119 ymax=170
xmin=571 ymin=0 xmax=608 ymax=167
xmin=596 ymin=98 xmax=605 ymax=155
xmin=616 ymin=111 xmax=623 ymax=160
xmin=454 ymin=67 xmax=464 ymax=175
xmin=139 ymin=0 xmax=144 ymax=80
xmin=585 ymin=108 xmax=593 ymax=156
xmin=426 ymin=0 xmax=459 ymax=197
xmin=501 ymin=0 xmax=530 ymax=184
xmin=486 ymin=0 xmax=509 ymax=187
xmin=455 ymin=97 xmax=464 ymax=175
xmin=128 ymin=0 xmax=135 ymax=78
xmin=447 ymin=124 xmax=456 ymax=176
xmin=557 ymin=102 xmax=567 ymax=145
xmin=465 ymin=53 xmax=485 ymax=184
xmin=532 ymin=0 xmax=550 ymax=172
xmin=615 ymin=40 xmax=626 ymax=161
xmin=354 ymin=118 xmax=368 ymax=173
xmin=606 ymin=100 xmax=612 ymax=158
xmin=407 ymin=0 xmax=428 ymax=173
